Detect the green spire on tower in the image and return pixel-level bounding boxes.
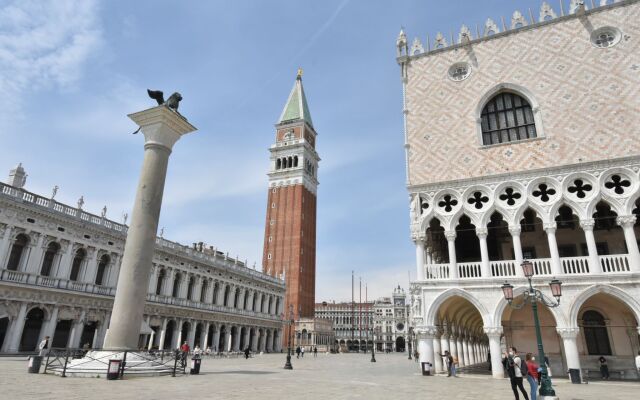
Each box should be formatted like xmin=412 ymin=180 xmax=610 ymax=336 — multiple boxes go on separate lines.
xmin=278 ymin=68 xmax=313 ymax=128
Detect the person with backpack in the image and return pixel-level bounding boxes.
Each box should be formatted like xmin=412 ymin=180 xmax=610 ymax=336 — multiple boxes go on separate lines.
xmin=502 ymin=347 xmax=530 ymax=400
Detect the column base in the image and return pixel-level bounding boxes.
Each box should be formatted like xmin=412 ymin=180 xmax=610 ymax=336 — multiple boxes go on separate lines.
xmin=50 ymin=350 xmax=178 ymax=378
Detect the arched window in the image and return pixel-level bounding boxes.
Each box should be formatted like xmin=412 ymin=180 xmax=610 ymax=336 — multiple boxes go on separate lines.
xmin=253 ymin=292 xmax=259 ymax=311
xmin=187 ymin=276 xmax=195 ymax=300
xmin=156 ymin=269 xmax=165 ymax=295
xmin=582 ymin=310 xmax=611 ymax=355
xmin=172 ymin=273 xmax=181 ymax=297
xmin=293 ymin=156 xmax=298 ymax=167
xmin=288 ymin=156 xmax=293 ymax=168
xmin=94 ymin=254 xmax=110 ymax=285
xmin=6 ymin=234 xmax=29 ymax=271
xmin=40 ymin=242 xmax=60 ymax=276
xmin=234 ymin=288 xmax=240 ymax=308
xmin=200 ymin=280 xmax=207 ymax=302
xmin=276 ymin=159 xmax=281 ymax=170
xmin=223 ymin=285 xmax=230 ymax=307
xmin=480 ymin=92 xmax=537 ymax=145
xmin=69 ymin=248 xmax=86 ymax=281
xmin=243 ymin=289 xmax=249 ymax=309
xmin=212 ymin=282 xmax=220 ymax=304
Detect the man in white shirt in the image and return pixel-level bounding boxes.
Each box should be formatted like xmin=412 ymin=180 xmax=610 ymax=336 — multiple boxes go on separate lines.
xmin=38 ymin=336 xmax=50 ymax=357
xmin=635 ymin=351 xmax=640 ymax=378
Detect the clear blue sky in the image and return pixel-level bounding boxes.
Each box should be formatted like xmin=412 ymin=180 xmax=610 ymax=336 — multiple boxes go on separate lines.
xmin=0 ymin=0 xmax=552 ymax=301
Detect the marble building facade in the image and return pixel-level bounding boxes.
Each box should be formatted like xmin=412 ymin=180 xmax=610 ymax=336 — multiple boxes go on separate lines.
xmin=399 ymin=0 xmax=640 ymax=380
xmin=0 ymin=164 xmax=285 ymax=354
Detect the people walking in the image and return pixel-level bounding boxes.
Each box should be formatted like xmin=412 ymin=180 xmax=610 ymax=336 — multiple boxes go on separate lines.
xmin=313 ymin=346 xmax=318 ymax=357
xmin=598 ymin=356 xmax=610 ymax=380
xmin=244 ymin=347 xmax=251 ymax=359
xmin=180 ymin=341 xmax=190 ymax=363
xmin=451 ymin=354 xmax=458 ymax=377
xmin=296 ymin=346 xmax=301 ymax=358
xmin=439 ymin=350 xmax=455 ymax=377
xmin=301 ymin=346 xmax=305 ymax=357
xmin=38 ymin=336 xmax=50 ymax=357
xmin=525 ymin=353 xmax=539 ymax=400
xmin=502 ymin=347 xmax=530 ymax=400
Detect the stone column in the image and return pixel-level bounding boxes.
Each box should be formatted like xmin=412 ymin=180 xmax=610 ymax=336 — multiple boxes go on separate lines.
xmin=187 ymin=321 xmax=197 ymax=348
xmin=212 ymin=327 xmax=221 ymax=352
xmin=103 ymin=106 xmax=196 ymax=350
xmin=432 ymin=333 xmax=443 ymax=372
xmin=147 ymin=328 xmax=156 ymax=350
xmin=202 ymin=322 xmax=210 ymax=349
xmin=415 ymin=238 xmax=425 ymax=280
xmin=225 ymin=330 xmax=232 ymax=352
xmin=456 ymin=335 xmax=465 ymax=366
xmin=5 ymin=303 xmax=28 ymax=352
xmin=476 ymin=228 xmax=490 ymax=278
xmin=580 ymin=219 xmax=601 ymax=274
xmin=243 ymin=327 xmax=250 ymax=351
xmin=158 ymin=318 xmax=168 ymax=350
xmin=618 ymin=216 xmax=640 ymax=272
xmin=163 ymin=269 xmax=175 ymax=297
xmin=107 ymin=254 xmax=121 ymax=287
xmin=68 ymin=310 xmax=86 ymax=348
xmin=234 ymin=327 xmax=242 ymax=351
xmin=544 ymin=223 xmax=563 ymax=276
xmin=557 ymin=328 xmax=581 ymax=378
xmin=174 ymin=320 xmax=184 ymax=349
xmin=509 ymin=226 xmax=524 ymax=277
xmin=95 ymin=312 xmax=110 ymax=349
xmin=0 ymin=225 xmax=13 ymax=269
xmin=417 ymin=327 xmax=437 ymax=371
xmin=485 ymin=327 xmax=504 ymax=379
xmin=147 ymin=264 xmax=158 ymax=294
xmin=445 ymin=231 xmax=458 ymax=279
xmin=82 ymin=248 xmax=99 ymax=284
xmin=42 ymin=306 xmax=59 ymax=343
xmin=25 ymin=233 xmax=46 ymax=274
xmin=449 ymin=335 xmax=458 ymax=362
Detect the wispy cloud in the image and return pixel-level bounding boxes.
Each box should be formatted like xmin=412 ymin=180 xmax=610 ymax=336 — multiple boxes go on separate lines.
xmin=0 ymin=0 xmax=102 ymax=121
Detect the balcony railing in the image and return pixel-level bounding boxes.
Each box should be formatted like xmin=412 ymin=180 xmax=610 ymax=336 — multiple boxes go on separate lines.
xmin=0 ymin=269 xmax=281 ymax=321
xmin=421 ymin=254 xmax=632 ymax=281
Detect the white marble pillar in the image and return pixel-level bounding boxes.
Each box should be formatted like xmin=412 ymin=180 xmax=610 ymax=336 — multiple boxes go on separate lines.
xmin=243 ymin=328 xmax=250 ymax=351
xmin=417 ymin=327 xmax=436 ymax=372
xmin=42 ymin=306 xmax=59 ymax=344
xmin=212 ymin=327 xmax=221 ymax=352
xmin=147 ymin=265 xmax=158 ymax=294
xmin=0 ymin=225 xmax=13 ymax=269
xmin=95 ymin=312 xmax=110 ymax=349
xmin=187 ymin=321 xmax=197 ymax=348
xmin=445 ymin=231 xmax=458 ymax=279
xmin=432 ymin=334 xmax=443 ymax=372
xmin=158 ymin=318 xmax=168 ymax=350
xmin=449 ymin=335 xmax=458 ymax=363
xmin=163 ymin=269 xmax=176 ymax=297
xmin=202 ymin=322 xmax=210 ymax=349
xmin=68 ymin=310 xmax=86 ymax=348
xmin=174 ymin=320 xmax=183 ymax=349
xmin=457 ymin=336 xmax=465 ymax=366
xmin=415 ymin=238 xmax=425 ymax=280
xmin=103 ymin=106 xmax=195 ymax=350
xmin=509 ymin=226 xmax=524 ymax=277
xmin=580 ymin=219 xmax=601 ymax=274
xmin=5 ymin=303 xmax=28 ymax=352
xmin=82 ymin=248 xmax=99 ymax=284
xmin=485 ymin=327 xmax=504 ymax=379
xmin=476 ymin=228 xmax=490 ymax=278
xmin=618 ymin=216 xmax=640 ymax=272
xmin=558 ymin=328 xmax=581 ymax=378
xmin=544 ymin=223 xmax=563 ymax=276
xmin=147 ymin=329 xmax=156 ymax=350
xmin=225 ymin=330 xmax=232 ymax=352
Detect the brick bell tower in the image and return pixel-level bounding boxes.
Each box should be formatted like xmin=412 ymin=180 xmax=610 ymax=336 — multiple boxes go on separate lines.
xmin=263 ymin=69 xmax=319 ymax=335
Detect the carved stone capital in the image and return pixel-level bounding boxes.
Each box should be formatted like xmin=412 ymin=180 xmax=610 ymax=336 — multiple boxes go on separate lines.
xmin=508 ymin=226 xmax=521 ymax=236
xmin=483 ymin=326 xmax=503 ymax=338
xmin=416 ymin=325 xmax=438 ymax=339
xmin=556 ymin=327 xmax=580 ymax=339
xmin=579 ymin=219 xmax=595 ymax=230
xmin=543 ymin=222 xmax=557 ymax=233
xmin=444 ymin=230 xmax=457 ymax=241
xmin=475 ymin=227 xmax=488 ymax=238
xmin=617 ymin=215 xmax=636 ymax=228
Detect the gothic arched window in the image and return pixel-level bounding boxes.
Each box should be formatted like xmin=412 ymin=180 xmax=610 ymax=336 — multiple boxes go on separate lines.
xmin=156 ymin=269 xmax=165 ymax=295
xmin=583 ymin=310 xmax=611 ymax=355
xmin=94 ymin=254 xmax=110 ymax=285
xmin=480 ymin=92 xmax=537 ymax=145
xmin=172 ymin=273 xmax=181 ymax=297
xmin=69 ymin=248 xmax=86 ymax=281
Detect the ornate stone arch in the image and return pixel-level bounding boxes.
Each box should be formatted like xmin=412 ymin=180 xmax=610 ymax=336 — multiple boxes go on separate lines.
xmin=425 ymin=288 xmax=491 ymax=327
xmin=585 ymin=195 xmax=624 ymax=219
xmin=513 ymin=202 xmax=548 ymax=226
xmin=475 ymin=83 xmax=545 ymax=145
xmin=492 ymin=286 xmax=567 ymax=329
xmin=568 ymin=284 xmax=640 ymax=329
xmin=548 ymin=199 xmax=586 ymax=222
xmin=418 ymin=214 xmax=447 ymax=235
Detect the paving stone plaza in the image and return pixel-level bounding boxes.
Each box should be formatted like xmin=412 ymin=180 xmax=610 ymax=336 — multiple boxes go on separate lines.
xmin=1 ymin=353 xmax=638 ymax=400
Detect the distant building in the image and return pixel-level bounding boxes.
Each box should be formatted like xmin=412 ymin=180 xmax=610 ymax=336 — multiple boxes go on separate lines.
xmin=373 ymin=286 xmax=409 ymax=352
xmin=293 ymin=317 xmax=334 ymax=352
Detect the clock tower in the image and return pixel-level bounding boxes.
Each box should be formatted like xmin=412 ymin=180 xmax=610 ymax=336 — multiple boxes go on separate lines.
xmin=262 ymin=70 xmax=319 ymax=340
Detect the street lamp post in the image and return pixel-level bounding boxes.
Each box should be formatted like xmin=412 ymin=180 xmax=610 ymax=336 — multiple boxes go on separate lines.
xmin=408 ymin=328 xmax=413 ymax=360
xmin=283 ymin=305 xmax=294 ymax=370
xmin=371 ymin=327 xmax=377 ymax=363
xmin=501 ymin=260 xmax=563 ymax=398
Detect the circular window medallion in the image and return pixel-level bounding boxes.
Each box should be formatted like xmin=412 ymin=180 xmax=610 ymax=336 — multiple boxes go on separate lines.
xmin=590 ymin=27 xmax=621 ymax=48
xmin=396 ymin=322 xmax=405 ymax=331
xmin=448 ymin=62 xmax=471 ymax=82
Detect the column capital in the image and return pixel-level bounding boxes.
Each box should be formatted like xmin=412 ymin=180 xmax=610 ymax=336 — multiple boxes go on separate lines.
xmin=543 ymin=222 xmax=557 ymax=233
xmin=579 ymin=218 xmax=595 ymax=230
xmin=416 ymin=325 xmax=438 ymax=339
xmin=444 ymin=230 xmax=457 ymax=241
xmin=476 ymin=227 xmax=488 ymax=238
xmin=617 ymin=215 xmax=637 ymax=228
xmin=483 ymin=326 xmax=503 ymax=338
xmin=556 ymin=327 xmax=580 ymax=339
xmin=413 ymin=235 xmax=426 ymax=244
xmin=508 ymin=225 xmax=521 ymax=236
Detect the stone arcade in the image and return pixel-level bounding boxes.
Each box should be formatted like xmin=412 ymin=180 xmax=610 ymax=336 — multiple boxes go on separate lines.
xmin=400 ymin=0 xmax=640 ymax=381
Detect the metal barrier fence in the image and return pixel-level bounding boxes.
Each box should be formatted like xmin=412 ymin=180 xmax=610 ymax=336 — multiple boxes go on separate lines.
xmin=42 ymin=348 xmax=187 ymax=378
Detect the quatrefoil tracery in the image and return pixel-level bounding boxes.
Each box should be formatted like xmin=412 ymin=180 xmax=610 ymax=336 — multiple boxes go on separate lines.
xmin=604 ymin=174 xmax=631 ymax=195
xmin=438 ymin=195 xmax=458 ymax=212
xmin=467 ymin=191 xmax=489 ymax=210
xmin=532 ymin=183 xmax=557 ymax=202
xmin=499 ymin=187 xmax=522 ymax=206
xmin=567 ymin=179 xmax=593 ymax=199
